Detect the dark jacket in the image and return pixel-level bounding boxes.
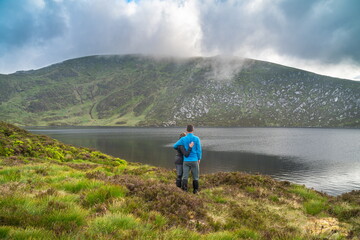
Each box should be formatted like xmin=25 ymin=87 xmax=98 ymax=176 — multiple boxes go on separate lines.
xmin=175 ymin=145 xmax=192 ymax=165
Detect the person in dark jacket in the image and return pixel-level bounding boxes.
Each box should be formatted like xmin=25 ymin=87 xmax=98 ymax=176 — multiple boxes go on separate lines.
xmin=174 ymin=132 xmax=194 ymax=188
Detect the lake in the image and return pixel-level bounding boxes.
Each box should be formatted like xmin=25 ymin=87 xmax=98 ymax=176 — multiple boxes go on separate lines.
xmin=27 ymin=127 xmax=360 ymax=196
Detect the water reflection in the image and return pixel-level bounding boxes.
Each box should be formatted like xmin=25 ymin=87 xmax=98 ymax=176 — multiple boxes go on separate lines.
xmin=202 ymin=151 xmax=305 ymax=175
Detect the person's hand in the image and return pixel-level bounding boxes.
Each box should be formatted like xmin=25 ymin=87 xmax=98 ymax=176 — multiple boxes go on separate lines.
xmin=198 ymin=160 xmax=201 ymax=164
xmin=189 ymin=142 xmax=194 ymax=148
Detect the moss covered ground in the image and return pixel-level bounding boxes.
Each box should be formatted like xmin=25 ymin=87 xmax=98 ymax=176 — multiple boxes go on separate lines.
xmin=0 ymin=121 xmax=359 ymax=239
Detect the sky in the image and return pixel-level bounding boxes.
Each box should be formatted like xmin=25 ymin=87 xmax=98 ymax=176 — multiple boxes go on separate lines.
xmin=0 ymin=0 xmax=360 ymax=80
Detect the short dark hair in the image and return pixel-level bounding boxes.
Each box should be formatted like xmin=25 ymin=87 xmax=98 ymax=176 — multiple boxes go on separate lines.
xmin=186 ymin=124 xmax=194 ymax=132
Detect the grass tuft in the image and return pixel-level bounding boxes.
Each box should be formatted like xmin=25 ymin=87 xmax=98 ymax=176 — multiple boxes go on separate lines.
xmin=0 ymin=226 xmax=10 ymax=239
xmin=0 ymin=168 xmax=21 ymax=183
xmin=290 ymin=185 xmax=322 ymax=201
xmin=89 ymin=213 xmax=139 ymax=234
xmin=61 ymin=179 xmax=102 ymax=193
xmin=205 ymin=231 xmax=235 ymax=240
xmin=304 ymin=199 xmax=327 ymax=215
xmin=235 ymin=227 xmax=260 ymax=239
xmin=83 ymin=185 xmax=126 ymax=206
xmin=7 ymin=227 xmax=55 ymax=240
xmin=42 ymin=206 xmax=88 ymax=234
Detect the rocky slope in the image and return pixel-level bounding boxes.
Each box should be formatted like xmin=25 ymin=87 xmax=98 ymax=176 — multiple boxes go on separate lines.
xmin=0 ymin=55 xmax=359 ymax=127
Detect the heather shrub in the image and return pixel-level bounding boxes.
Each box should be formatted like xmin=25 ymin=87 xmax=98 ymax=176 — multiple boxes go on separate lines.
xmin=202 ymin=172 xmax=278 ymax=190
xmin=338 ymin=190 xmax=360 ymax=205
xmin=108 ymin=174 xmax=206 ymax=226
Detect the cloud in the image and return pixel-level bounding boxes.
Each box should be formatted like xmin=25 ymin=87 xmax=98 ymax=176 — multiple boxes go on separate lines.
xmin=0 ymin=0 xmax=359 ymax=80
xmin=0 ymin=0 xmax=66 ymax=52
xmin=199 ymin=0 xmax=360 ymax=63
xmin=197 ymin=0 xmax=360 ymax=79
xmin=198 ymin=56 xmax=247 ymax=82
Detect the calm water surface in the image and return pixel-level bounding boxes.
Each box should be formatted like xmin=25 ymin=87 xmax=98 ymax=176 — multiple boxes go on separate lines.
xmin=28 ymin=127 xmax=360 ymax=196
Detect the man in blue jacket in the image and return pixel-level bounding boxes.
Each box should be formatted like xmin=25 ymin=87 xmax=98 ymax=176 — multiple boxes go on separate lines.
xmin=173 ymin=124 xmax=202 ymax=194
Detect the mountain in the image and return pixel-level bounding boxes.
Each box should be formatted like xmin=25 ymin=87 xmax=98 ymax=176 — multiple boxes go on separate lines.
xmin=0 ymin=55 xmax=359 ymax=127
xmin=1 ymin=121 xmax=359 ymax=239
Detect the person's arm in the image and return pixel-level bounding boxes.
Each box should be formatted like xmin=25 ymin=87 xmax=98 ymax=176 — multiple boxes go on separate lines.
xmin=197 ymin=138 xmax=202 ymax=161
xmin=173 ymin=138 xmax=183 ymax=149
xmin=178 ymin=145 xmax=192 ymax=157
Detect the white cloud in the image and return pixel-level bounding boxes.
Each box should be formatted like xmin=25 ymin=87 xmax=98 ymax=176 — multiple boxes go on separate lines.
xmin=250 ymin=48 xmax=360 ymax=80
xmin=0 ymin=0 xmax=359 ymax=80
xmin=30 ymin=0 xmax=46 ymax=9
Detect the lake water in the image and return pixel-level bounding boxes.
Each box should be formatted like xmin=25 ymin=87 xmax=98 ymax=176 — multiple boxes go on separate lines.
xmin=27 ymin=127 xmax=360 ymax=196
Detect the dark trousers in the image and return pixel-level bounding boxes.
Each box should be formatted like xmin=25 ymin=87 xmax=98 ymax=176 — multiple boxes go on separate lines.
xmin=175 ymin=164 xmax=183 ymax=188
xmin=175 ymin=164 xmax=183 ymax=181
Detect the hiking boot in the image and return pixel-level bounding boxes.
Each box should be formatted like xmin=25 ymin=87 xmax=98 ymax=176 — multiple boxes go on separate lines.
xmin=181 ymin=179 xmax=188 ymax=191
xmin=193 ymin=180 xmax=199 ymax=194
xmin=176 ymin=179 xmax=181 ymax=188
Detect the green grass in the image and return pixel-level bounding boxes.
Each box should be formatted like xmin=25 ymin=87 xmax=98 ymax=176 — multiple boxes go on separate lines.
xmin=42 ymin=206 xmax=88 ymax=233
xmin=0 ymin=226 xmax=10 ymax=239
xmin=83 ymin=185 xmax=127 ymax=206
xmin=0 ymin=192 xmax=88 ymax=234
xmin=0 ymin=122 xmax=359 ymax=239
xmin=202 ymin=189 xmax=228 ymax=204
xmin=290 ymin=185 xmax=322 ymax=200
xmin=204 ymin=231 xmax=236 ymax=240
xmin=89 ymin=213 xmax=139 ymax=233
xmin=245 ymin=186 xmax=256 ymax=193
xmin=235 ymin=227 xmax=260 ymax=239
xmin=304 ymin=199 xmax=328 ymax=215
xmin=204 ymin=228 xmax=260 ymax=240
xmin=61 ymin=179 xmax=102 ymax=193
xmin=269 ymin=195 xmax=280 ymax=203
xmin=0 ymin=167 xmax=22 ymax=183
xmin=162 ymin=228 xmax=200 ymax=240
xmin=6 ymin=227 xmax=55 ymax=240
xmin=290 ymin=184 xmax=329 ymax=216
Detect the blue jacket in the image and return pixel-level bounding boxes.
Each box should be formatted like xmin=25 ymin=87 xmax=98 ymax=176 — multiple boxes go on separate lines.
xmin=173 ymin=133 xmax=202 ymax=162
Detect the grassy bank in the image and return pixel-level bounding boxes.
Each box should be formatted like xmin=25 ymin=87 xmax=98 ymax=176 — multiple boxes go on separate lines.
xmin=0 ymin=122 xmax=359 ymax=239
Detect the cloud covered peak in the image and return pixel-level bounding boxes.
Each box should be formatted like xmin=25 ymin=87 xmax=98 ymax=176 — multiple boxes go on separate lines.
xmin=0 ymin=0 xmax=359 ymax=80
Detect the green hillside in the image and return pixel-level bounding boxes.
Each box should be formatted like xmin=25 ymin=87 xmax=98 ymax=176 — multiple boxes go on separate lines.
xmin=0 ymin=122 xmax=359 ymax=239
xmin=0 ymin=55 xmax=359 ymax=127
